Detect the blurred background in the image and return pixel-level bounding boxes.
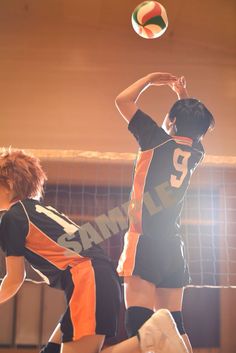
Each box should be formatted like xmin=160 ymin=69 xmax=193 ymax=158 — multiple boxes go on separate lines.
xmin=0 ymin=1 xmax=236 ymax=352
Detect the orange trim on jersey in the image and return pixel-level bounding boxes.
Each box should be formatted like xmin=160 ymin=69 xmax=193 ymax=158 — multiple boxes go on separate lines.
xmin=69 ymin=260 xmax=96 ymax=340
xmin=26 ymin=222 xmax=83 ymax=270
xmin=128 ymin=149 xmax=154 ymax=234
xmin=117 ymin=231 xmax=141 ymax=276
xmin=173 ymin=135 xmax=193 ymax=146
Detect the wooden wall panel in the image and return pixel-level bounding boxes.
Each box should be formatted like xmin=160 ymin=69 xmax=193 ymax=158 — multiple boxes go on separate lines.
xmin=0 ymin=298 xmax=15 ymax=345
xmin=0 ymin=0 xmax=235 ymax=156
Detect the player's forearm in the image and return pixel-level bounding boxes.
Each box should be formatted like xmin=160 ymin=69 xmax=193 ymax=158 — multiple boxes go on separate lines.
xmin=116 ymin=74 xmax=152 ymax=105
xmin=115 ymin=74 xmax=152 ymax=122
xmin=0 ymin=274 xmax=25 ymax=304
xmin=115 ymin=72 xmax=177 ymax=122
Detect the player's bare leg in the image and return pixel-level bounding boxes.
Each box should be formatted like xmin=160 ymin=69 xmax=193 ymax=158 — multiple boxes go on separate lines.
xmin=61 ymin=335 xmax=141 ymax=353
xmin=61 ymin=311 xmax=189 ymax=353
xmin=124 ymin=275 xmax=156 ymax=309
xmin=49 ymin=317 xmax=142 ymax=353
xmin=155 ymin=287 xmax=193 ymax=353
xmin=124 ymin=275 xmax=188 ymax=352
xmin=44 ymin=326 xmax=137 ymax=353
xmin=61 ymin=335 xmax=104 ymax=353
xmin=124 ymin=276 xmax=156 ymax=338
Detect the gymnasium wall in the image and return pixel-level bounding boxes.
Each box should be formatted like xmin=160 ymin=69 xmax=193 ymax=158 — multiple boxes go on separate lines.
xmin=0 ymin=1 xmax=236 ymax=352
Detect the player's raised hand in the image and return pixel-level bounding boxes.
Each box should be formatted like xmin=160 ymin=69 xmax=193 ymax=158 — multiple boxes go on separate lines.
xmin=169 ymin=76 xmax=189 ymax=99
xmin=149 ymin=72 xmax=178 ymax=86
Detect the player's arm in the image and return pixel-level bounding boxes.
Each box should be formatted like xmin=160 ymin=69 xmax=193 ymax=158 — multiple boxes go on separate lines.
xmin=0 ymin=256 xmax=26 ymax=304
xmin=115 ymin=72 xmax=178 ymax=123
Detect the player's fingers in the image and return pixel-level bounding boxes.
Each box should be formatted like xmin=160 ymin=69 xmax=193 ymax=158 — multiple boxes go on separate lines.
xmin=165 ymin=74 xmax=178 ymax=81
xmin=151 ymin=73 xmax=177 ymax=86
xmin=157 ymin=73 xmax=177 ymax=80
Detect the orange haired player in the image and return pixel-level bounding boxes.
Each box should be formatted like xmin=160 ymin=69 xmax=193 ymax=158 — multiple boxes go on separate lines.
xmin=0 ymin=149 xmax=189 ymax=353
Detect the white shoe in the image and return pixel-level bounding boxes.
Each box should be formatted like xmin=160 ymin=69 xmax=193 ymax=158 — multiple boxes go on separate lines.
xmin=138 ymin=308 xmax=189 ymax=353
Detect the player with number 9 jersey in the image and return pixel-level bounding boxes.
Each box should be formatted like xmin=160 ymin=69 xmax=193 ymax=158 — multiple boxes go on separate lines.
xmin=117 ymin=108 xmax=203 ymax=286
xmin=115 ymin=71 xmax=214 ymax=351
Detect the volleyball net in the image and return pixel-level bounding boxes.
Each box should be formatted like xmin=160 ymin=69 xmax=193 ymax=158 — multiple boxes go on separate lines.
xmin=34 ymin=149 xmax=236 ymax=288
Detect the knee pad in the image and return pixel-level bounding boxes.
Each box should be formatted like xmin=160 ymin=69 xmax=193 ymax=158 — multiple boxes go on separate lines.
xmin=125 ymin=306 xmax=154 ymax=338
xmin=171 ymin=311 xmax=186 ymax=335
xmin=39 ymin=342 xmax=61 ymax=353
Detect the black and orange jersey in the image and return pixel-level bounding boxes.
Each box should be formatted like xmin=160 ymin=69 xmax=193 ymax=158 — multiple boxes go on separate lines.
xmin=0 ymin=199 xmax=109 ymax=288
xmin=127 ymin=109 xmax=204 ymax=239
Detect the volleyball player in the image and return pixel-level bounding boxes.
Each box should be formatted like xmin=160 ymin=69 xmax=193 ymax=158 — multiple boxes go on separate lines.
xmin=115 ymin=72 xmax=215 ymax=353
xmin=0 ymin=149 xmax=188 ymax=353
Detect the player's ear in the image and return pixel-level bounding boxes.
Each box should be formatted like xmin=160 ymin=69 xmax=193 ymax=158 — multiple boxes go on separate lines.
xmin=168 ymin=116 xmax=176 ymax=131
xmin=169 ymin=116 xmax=176 ymax=127
xmin=168 ymin=116 xmax=177 ymax=135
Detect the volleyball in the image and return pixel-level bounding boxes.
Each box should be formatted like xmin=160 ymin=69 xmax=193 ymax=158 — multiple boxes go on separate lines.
xmin=131 ymin=1 xmax=168 ymax=39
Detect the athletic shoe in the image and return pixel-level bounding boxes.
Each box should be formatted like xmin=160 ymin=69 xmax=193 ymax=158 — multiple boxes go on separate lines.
xmin=138 ymin=308 xmax=189 ymax=353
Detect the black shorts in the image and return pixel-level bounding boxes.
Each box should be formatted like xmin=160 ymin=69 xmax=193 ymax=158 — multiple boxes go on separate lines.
xmin=118 ymin=232 xmax=190 ymax=288
xmin=60 ymin=259 xmax=122 ymax=343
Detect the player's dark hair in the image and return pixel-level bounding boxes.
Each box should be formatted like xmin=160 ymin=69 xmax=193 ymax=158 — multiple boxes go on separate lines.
xmin=0 ymin=148 xmax=47 ymax=201
xmin=169 ymin=98 xmax=215 ymax=141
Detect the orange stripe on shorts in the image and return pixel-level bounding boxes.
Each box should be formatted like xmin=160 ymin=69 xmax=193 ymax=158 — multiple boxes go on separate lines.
xmin=69 ymin=260 xmax=96 ymax=341
xmin=117 ymin=231 xmax=141 ymax=276
xmin=118 ymin=149 xmax=154 ymax=276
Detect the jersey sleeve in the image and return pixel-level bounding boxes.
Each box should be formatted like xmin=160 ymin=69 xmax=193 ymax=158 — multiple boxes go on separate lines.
xmin=128 ymin=109 xmax=170 ymax=150
xmin=0 ymin=205 xmax=29 ymax=256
